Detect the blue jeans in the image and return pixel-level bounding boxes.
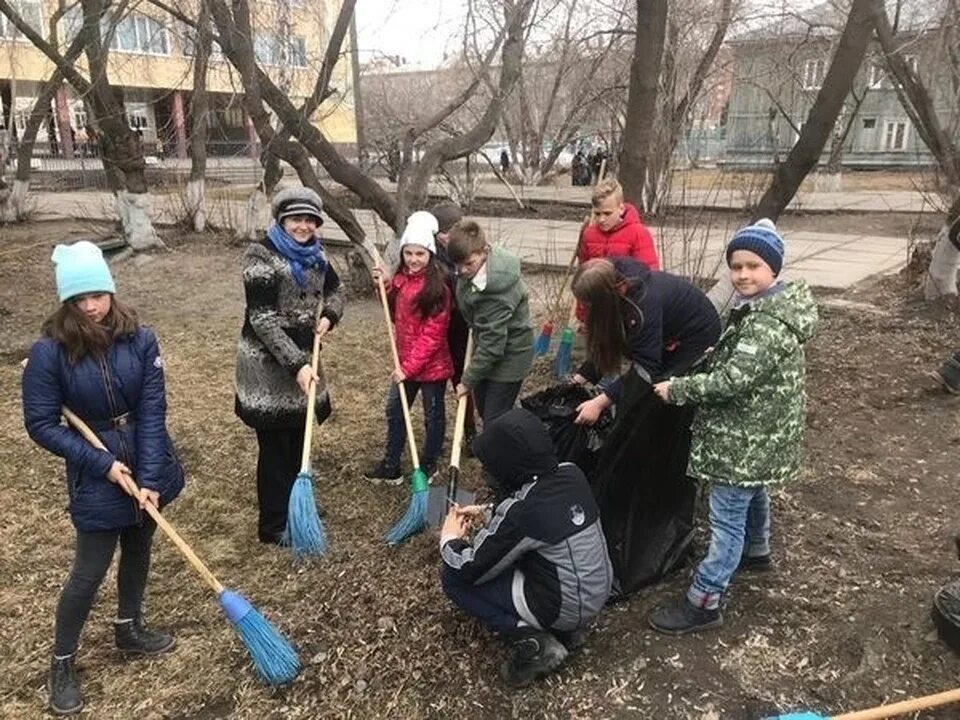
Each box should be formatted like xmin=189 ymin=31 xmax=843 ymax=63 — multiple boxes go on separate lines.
xmin=385 ymin=381 xmax=446 ymax=470
xmin=440 ymin=564 xmax=522 ymax=636
xmin=687 ymin=483 xmax=770 ymax=611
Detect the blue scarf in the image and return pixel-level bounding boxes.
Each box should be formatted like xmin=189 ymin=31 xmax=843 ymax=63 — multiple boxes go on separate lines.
xmin=267 ymin=222 xmax=327 ymax=287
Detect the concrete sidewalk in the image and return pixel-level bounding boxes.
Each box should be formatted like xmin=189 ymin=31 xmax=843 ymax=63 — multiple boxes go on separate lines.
xmin=29 ymin=189 xmax=910 ymax=290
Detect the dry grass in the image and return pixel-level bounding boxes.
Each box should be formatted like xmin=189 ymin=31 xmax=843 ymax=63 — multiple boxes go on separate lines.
xmin=2 ymin=221 xmax=960 ymax=719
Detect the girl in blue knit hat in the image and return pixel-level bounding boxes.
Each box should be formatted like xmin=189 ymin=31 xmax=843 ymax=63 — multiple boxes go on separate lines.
xmin=647 ymin=219 xmax=818 ymax=635
xmin=21 ymin=240 xmax=185 ymax=714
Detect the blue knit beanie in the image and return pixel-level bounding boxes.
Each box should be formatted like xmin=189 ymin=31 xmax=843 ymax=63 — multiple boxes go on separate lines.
xmin=52 ymin=240 xmax=116 ymax=302
xmin=726 ymin=219 xmax=785 ymax=276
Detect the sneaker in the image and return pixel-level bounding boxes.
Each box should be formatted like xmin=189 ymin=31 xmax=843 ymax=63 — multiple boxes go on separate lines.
xmin=934 ymin=356 xmax=960 ymax=394
xmin=115 ymin=618 xmax=176 ymax=655
xmin=737 ymin=553 xmax=773 ymax=573
xmin=501 ymin=630 xmax=569 ymax=688
xmin=648 ymin=598 xmax=722 ymax=636
xmin=48 ymin=655 xmax=83 ymax=715
xmin=365 ymin=461 xmax=403 ymax=485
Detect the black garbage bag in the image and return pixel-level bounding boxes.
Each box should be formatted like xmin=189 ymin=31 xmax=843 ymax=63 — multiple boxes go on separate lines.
xmin=520 ymin=384 xmax=611 ymax=476
xmin=932 ymin=538 xmax=960 ymax=653
xmin=590 ymin=367 xmax=698 ymax=596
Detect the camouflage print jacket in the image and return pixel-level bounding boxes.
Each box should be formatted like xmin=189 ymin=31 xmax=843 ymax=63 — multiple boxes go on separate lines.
xmin=668 ymin=281 xmax=818 ymax=487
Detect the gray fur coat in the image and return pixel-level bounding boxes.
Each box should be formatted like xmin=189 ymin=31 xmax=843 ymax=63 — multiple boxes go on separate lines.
xmin=235 ymin=237 xmax=345 ymax=429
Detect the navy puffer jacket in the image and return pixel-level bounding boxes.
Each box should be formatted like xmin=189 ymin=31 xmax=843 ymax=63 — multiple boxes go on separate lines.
xmin=22 ymin=326 xmax=185 ymax=532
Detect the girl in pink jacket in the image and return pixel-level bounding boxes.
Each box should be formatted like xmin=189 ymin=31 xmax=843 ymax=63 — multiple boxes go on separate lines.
xmin=367 ymin=213 xmax=454 ymax=484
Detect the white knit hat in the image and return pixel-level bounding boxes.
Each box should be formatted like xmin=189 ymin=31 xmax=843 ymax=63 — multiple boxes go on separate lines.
xmin=399 ymin=211 xmax=438 ymax=254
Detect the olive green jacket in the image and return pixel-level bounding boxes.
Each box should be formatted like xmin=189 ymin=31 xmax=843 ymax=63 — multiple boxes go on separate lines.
xmin=456 ymin=247 xmax=533 ymax=386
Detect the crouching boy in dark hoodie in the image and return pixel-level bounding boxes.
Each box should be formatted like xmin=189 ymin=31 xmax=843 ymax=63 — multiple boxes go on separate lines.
xmin=439 ymin=408 xmax=613 ymax=687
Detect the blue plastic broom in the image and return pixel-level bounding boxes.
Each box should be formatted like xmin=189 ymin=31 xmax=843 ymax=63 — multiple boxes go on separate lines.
xmin=377 ymin=279 xmax=430 ymax=544
xmin=285 ymin=328 xmax=329 ymax=558
xmin=767 ymin=686 xmax=960 ymax=720
xmin=62 ymin=408 xmax=301 ymax=686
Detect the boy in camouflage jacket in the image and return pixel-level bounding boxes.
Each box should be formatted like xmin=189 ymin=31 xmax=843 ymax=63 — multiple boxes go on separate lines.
xmin=648 ymin=219 xmax=818 ymax=635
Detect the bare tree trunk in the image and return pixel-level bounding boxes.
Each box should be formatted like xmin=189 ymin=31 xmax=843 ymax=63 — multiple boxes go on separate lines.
xmin=5 ymin=74 xmax=60 ymax=221
xmin=924 ymin=195 xmax=960 ymax=299
xmin=186 ymin=2 xmax=211 ymax=232
xmin=753 ymin=0 xmax=877 ymax=222
xmin=619 ymin=0 xmax=668 ymax=209
xmin=872 ymin=3 xmax=960 ymax=187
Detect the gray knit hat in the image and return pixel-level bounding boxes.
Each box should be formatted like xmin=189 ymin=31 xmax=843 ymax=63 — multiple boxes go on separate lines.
xmin=272 ymin=186 xmax=324 ymax=225
xmin=429 ymin=201 xmax=463 ymax=234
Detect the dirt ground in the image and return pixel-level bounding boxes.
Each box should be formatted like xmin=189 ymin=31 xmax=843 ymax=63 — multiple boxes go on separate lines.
xmin=1 ymin=220 xmax=959 ymax=719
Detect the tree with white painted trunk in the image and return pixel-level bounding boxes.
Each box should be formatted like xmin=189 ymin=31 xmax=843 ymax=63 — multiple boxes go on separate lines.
xmin=871 ymin=0 xmax=960 ymax=299
xmin=0 ymin=0 xmax=162 ymax=249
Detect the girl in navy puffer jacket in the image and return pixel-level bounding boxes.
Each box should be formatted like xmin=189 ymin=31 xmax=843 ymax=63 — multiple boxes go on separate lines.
xmin=366 ymin=212 xmax=454 ymax=483
xmin=21 ymin=241 xmax=184 ymax=716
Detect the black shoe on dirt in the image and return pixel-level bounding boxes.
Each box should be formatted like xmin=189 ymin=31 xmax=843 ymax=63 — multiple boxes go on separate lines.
xmin=364 ymin=461 xmax=403 ymax=486
xmin=553 ymin=629 xmax=587 ymax=652
xmin=48 ymin=655 xmax=83 ymax=716
xmin=501 ymin=630 xmax=569 ymax=687
xmin=115 ymin=618 xmax=176 ymax=656
xmin=648 ymin=598 xmax=722 ymax=636
xmin=934 ymin=356 xmax=960 ymax=394
xmin=737 ymin=553 xmax=773 ymax=573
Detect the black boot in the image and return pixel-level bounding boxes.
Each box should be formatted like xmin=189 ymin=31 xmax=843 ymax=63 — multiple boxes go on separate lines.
xmin=48 ymin=655 xmax=83 ymax=716
xmin=648 ymin=598 xmax=722 ymax=636
xmin=501 ymin=630 xmax=569 ymax=688
xmin=737 ymin=553 xmax=773 ymax=573
xmin=115 ymin=617 xmax=176 ymax=655
xmin=935 ymin=356 xmax=960 ymax=394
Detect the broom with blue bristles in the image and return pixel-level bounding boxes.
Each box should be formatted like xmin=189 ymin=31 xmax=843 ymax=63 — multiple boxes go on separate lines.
xmin=285 ymin=327 xmax=329 ymax=558
xmin=62 ymin=407 xmax=301 ymax=686
xmin=377 ymin=278 xmax=430 ymax=545
xmin=767 ymin=685 xmax=960 ymax=720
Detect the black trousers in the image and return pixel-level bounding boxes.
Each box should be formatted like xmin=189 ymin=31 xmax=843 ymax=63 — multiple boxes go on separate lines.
xmin=448 ymin=309 xmax=477 ymax=434
xmin=255 ymin=427 xmax=305 ymax=540
xmin=473 ymin=380 xmax=523 ymax=427
xmin=54 ymin=518 xmax=157 ymax=656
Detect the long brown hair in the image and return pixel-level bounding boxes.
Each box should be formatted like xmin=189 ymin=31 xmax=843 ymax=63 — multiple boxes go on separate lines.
xmin=42 ymin=297 xmax=139 ymax=363
xmin=406 ymin=256 xmax=448 ymax=318
xmin=572 ymin=259 xmax=629 ymax=375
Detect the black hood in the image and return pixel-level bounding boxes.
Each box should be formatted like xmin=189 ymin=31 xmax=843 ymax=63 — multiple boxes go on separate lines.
xmin=473 ymin=408 xmax=559 ymax=492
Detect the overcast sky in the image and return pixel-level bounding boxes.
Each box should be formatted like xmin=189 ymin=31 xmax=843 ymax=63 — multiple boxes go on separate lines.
xmin=355 ymin=0 xmax=469 ymax=69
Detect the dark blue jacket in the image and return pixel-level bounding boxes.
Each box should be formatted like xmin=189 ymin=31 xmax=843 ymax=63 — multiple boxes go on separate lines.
xmin=22 ymin=326 xmax=184 ymax=532
xmin=580 ymin=258 xmax=721 ymax=398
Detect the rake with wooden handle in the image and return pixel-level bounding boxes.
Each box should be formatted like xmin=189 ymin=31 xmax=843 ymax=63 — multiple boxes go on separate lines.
xmin=61 ymin=407 xmax=301 ymax=686
xmin=770 ymin=686 xmax=960 ymax=719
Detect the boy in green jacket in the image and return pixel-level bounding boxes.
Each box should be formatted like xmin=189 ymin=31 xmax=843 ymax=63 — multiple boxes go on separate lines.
xmin=648 ymin=219 xmax=818 ymax=635
xmin=447 ymin=220 xmax=533 ymax=427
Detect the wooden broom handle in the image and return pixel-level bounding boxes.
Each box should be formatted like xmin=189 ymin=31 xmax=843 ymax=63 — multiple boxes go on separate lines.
xmin=834 ymin=687 xmax=960 ymax=720
xmin=299 ymin=330 xmax=322 ymax=473
xmin=448 ymin=331 xmax=473 ymax=471
xmin=61 ymin=407 xmax=224 ymax=595
xmin=377 ymin=279 xmax=421 ymax=468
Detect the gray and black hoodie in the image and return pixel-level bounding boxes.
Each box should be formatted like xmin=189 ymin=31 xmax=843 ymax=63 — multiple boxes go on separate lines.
xmin=441 ymin=408 xmax=613 ymax=632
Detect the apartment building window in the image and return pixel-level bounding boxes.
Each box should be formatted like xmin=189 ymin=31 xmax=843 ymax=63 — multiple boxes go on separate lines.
xmin=868 ymin=63 xmax=885 ymax=89
xmin=883 ymin=120 xmax=908 ymax=151
xmin=802 ymin=58 xmax=825 ymax=90
xmin=289 ymin=37 xmax=307 ymax=67
xmin=73 ymin=109 xmax=88 ymax=129
xmin=254 ymin=33 xmax=308 ymax=67
xmin=111 ymin=13 xmax=169 ymax=55
xmin=0 ymin=0 xmax=43 ymax=39
xmin=181 ymin=23 xmax=223 ymax=60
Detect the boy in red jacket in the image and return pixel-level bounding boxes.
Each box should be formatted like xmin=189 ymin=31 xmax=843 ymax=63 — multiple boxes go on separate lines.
xmin=578 ymin=179 xmax=659 ymax=269
xmin=573 ymin=179 xmax=659 ymax=323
